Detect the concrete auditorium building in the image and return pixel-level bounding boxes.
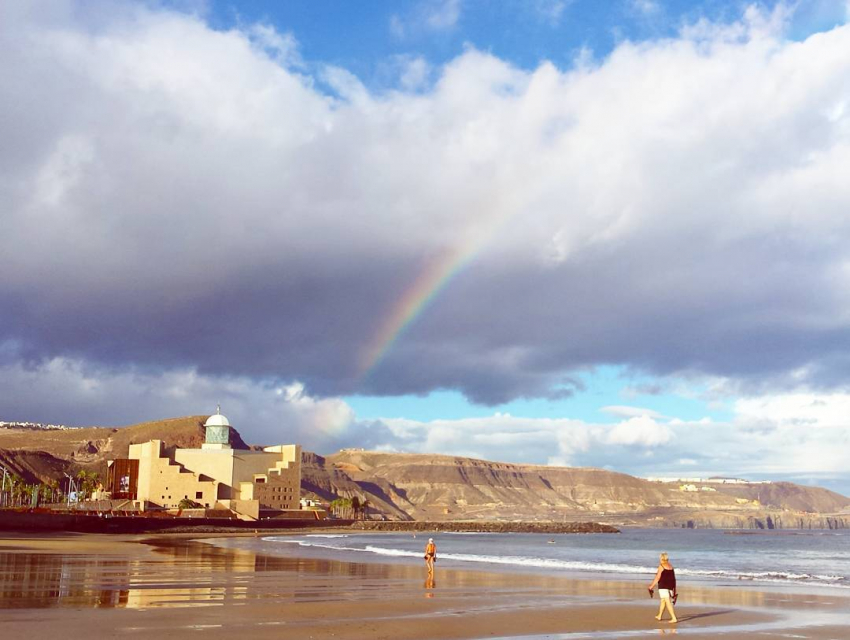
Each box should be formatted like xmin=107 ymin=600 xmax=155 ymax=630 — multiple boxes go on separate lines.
xmin=107 ymin=409 xmax=301 ymax=520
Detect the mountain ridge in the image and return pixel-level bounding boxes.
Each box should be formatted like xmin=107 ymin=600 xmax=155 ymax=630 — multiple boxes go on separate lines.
xmin=312 ymin=449 xmax=850 ymax=526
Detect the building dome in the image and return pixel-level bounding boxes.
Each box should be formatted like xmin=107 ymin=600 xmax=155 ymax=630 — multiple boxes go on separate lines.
xmin=204 ymin=413 xmax=230 ymax=428
xmin=203 ymin=406 xmax=232 ymax=448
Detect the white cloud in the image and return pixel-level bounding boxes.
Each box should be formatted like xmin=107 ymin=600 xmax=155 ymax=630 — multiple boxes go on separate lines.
xmin=390 ymin=1 xmax=462 ymax=40
xmin=535 ymin=0 xmax=569 ymax=26
xmin=34 ymin=134 xmax=95 ymax=207
xmin=5 ymin=3 xmax=850 ymax=447
xmin=381 ymin=412 xmax=674 ymax=466
xmin=679 ymin=3 xmax=791 ymax=42
xmin=389 ymin=14 xmax=405 ymax=39
xmin=247 ymin=23 xmax=301 ymax=67
xmin=600 ymin=405 xmax=665 ymax=419
xmin=425 ymin=0 xmax=462 ymax=30
xmin=605 ymin=415 xmax=672 ymax=446
xmin=374 ymin=387 xmax=850 ymax=491
xmin=390 ymin=55 xmax=432 ymax=91
xmin=631 ymin=0 xmax=660 ymax=16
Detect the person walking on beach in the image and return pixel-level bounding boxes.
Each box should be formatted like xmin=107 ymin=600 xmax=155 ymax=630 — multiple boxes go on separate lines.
xmin=648 ymin=552 xmax=678 ymax=624
xmin=424 ymin=538 xmax=436 ymax=573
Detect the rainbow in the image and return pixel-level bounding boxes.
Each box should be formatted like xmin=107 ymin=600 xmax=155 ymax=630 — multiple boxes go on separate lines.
xmin=359 ymin=195 xmax=518 ymax=378
xmin=358 ymin=243 xmax=475 ymax=378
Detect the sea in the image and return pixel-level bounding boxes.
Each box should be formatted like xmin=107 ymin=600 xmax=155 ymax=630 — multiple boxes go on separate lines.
xmin=212 ymin=528 xmax=850 ymax=594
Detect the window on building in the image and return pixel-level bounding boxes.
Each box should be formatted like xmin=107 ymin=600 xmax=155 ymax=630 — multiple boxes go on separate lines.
xmin=196 ymin=491 xmax=203 ymax=499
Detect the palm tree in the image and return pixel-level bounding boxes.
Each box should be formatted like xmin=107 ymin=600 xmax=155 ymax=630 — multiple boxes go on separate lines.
xmin=48 ymin=479 xmax=60 ymax=504
xmin=76 ymin=470 xmax=90 ymax=501
xmin=360 ymin=498 xmax=371 ymax=521
xmin=330 ymin=497 xmax=353 ymax=519
xmin=351 ymin=496 xmax=361 ymax=520
xmin=8 ymin=473 xmax=24 ymax=507
xmin=0 ymin=470 xmax=9 ymax=507
xmin=75 ymin=470 xmax=101 ymax=501
xmin=89 ymin=472 xmax=101 ymax=499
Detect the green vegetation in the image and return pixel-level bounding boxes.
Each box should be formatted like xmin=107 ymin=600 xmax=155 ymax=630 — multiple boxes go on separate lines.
xmin=0 ymin=468 xmax=100 ymax=508
xmin=329 ymin=495 xmax=371 ymax=520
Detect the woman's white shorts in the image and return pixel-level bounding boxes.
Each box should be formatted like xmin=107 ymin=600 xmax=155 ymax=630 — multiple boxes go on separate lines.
xmin=658 ymin=589 xmax=673 ymax=600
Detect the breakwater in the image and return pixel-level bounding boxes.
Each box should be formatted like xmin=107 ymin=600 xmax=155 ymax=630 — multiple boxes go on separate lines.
xmin=351 ymin=520 xmax=619 ymax=534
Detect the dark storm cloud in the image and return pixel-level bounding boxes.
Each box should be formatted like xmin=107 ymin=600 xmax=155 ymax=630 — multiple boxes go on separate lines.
xmin=3 ymin=1 xmax=850 ymax=409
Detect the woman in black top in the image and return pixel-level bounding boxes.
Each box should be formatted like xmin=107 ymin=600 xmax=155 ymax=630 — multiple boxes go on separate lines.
xmin=648 ymin=552 xmax=678 ymax=623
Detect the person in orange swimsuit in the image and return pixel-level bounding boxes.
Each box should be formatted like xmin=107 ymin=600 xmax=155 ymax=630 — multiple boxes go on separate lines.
xmin=424 ymin=538 xmax=436 ymax=573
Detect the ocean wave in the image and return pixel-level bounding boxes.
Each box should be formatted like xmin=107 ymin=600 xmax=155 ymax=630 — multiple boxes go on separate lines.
xmin=364 ymin=546 xmax=422 ymax=558
xmin=441 ymin=531 xmax=497 ymax=535
xmin=261 ymin=538 xmax=848 ymax=587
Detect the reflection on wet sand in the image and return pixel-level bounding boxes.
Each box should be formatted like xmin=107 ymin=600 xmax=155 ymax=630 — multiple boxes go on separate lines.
xmin=0 ymin=552 xmax=133 ymax=608
xmin=1 ymin=536 xmax=846 ymax=613
xmin=425 ymin=573 xmax=436 ymax=595
xmin=0 ymin=538 xmax=468 ymax=610
xmin=0 ymin=535 xmax=848 ymax=640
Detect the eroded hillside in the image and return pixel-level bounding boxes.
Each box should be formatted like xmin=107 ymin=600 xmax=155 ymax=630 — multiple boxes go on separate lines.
xmin=306 ymin=449 xmax=850 ymax=525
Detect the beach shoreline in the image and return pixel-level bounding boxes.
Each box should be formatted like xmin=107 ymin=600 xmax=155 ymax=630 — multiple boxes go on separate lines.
xmin=0 ymin=531 xmax=847 ymax=639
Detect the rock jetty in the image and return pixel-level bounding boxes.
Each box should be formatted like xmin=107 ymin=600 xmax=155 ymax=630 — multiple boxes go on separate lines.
xmin=351 ymin=521 xmax=619 ymax=534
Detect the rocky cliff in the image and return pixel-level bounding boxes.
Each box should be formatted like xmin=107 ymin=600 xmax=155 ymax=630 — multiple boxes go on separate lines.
xmin=304 ymin=450 xmax=850 ymax=527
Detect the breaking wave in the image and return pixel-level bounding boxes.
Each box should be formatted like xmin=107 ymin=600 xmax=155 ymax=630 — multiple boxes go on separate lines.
xmin=262 ymin=536 xmax=848 ymax=588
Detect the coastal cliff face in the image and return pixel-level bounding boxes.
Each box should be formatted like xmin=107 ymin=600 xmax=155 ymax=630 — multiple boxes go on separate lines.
xmin=2 ymin=418 xmax=848 ymax=528
xmin=639 ymin=510 xmax=850 ymax=530
xmin=306 ymin=450 xmax=850 ymax=527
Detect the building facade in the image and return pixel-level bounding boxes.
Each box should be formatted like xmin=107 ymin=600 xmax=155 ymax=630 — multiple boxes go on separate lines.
xmin=107 ymin=410 xmax=301 ymax=520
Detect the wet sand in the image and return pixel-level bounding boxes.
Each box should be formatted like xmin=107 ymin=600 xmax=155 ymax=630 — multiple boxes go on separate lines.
xmin=0 ymin=532 xmax=847 ymax=639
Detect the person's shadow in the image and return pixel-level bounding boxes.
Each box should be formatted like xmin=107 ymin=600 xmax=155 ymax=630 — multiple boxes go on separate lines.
xmin=424 ymin=574 xmax=436 ymax=597
xmin=675 ymin=609 xmax=733 ymax=623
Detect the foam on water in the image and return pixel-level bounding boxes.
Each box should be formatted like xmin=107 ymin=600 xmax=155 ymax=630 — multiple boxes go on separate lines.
xmin=261 ymin=534 xmax=849 ymax=589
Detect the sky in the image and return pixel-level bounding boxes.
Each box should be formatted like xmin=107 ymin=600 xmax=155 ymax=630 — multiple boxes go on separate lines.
xmin=3 ymin=0 xmax=850 ymax=493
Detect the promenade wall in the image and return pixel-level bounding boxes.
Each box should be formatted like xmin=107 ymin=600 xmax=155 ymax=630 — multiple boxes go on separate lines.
xmin=0 ymin=510 xmax=352 ymax=533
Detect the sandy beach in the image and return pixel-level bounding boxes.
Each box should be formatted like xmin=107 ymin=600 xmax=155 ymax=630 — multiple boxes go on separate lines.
xmin=0 ymin=531 xmax=848 ymax=640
